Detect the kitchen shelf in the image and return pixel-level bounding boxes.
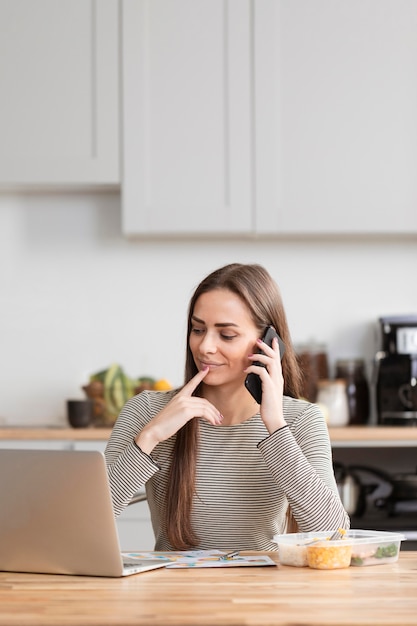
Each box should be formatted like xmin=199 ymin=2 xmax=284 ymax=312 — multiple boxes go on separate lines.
xmin=0 ymin=428 xmax=111 ymax=441
xmin=328 ymin=426 xmax=417 ymax=448
xmin=1 ymin=426 xmax=417 ymax=447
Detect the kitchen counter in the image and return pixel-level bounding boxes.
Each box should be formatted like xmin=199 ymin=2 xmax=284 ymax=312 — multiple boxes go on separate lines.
xmin=1 ymin=426 xmax=417 ymax=446
xmin=0 ymin=427 xmax=112 ymax=440
xmin=328 ymin=425 xmax=417 ymax=447
xmin=0 ymin=552 xmax=416 ymax=625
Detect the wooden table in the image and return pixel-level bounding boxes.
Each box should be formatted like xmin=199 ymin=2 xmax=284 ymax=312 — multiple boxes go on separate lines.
xmin=0 ymin=552 xmax=416 ymax=626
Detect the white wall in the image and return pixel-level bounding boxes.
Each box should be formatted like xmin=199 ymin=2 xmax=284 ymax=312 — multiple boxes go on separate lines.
xmin=0 ymin=190 xmax=415 ymax=426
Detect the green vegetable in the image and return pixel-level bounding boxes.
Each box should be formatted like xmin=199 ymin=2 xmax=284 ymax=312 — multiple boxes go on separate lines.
xmin=350 ymin=556 xmax=364 ymax=566
xmin=90 ymin=364 xmax=137 ymax=418
xmin=375 ymin=543 xmax=398 ymax=559
xmin=90 ymin=369 xmax=108 ymax=384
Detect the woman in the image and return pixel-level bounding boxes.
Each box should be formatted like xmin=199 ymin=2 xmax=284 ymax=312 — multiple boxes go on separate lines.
xmin=105 ymin=263 xmax=349 ymax=551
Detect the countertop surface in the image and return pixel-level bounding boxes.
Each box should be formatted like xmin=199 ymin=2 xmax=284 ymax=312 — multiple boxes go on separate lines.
xmin=1 ymin=425 xmax=417 ymax=445
xmin=0 ymin=427 xmax=113 ymax=440
xmin=0 ymin=551 xmax=416 ymax=625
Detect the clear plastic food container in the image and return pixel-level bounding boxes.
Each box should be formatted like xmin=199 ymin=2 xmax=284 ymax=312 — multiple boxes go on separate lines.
xmin=273 ymin=531 xmax=329 ymax=567
xmin=306 ymin=541 xmax=352 ymax=569
xmin=347 ymin=529 xmax=405 ymax=566
xmin=273 ymin=529 xmax=405 ymax=568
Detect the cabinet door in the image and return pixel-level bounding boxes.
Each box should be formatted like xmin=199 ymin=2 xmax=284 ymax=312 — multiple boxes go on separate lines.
xmin=122 ymin=0 xmax=253 ymax=235
xmin=255 ymin=0 xmax=417 ymax=234
xmin=0 ymin=0 xmax=119 ymax=186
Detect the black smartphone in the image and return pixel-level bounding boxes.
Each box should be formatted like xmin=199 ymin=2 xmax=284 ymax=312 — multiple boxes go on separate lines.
xmin=244 ymin=326 xmax=286 ymax=404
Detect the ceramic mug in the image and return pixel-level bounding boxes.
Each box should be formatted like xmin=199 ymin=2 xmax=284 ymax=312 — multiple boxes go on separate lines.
xmin=67 ymin=399 xmax=93 ymax=428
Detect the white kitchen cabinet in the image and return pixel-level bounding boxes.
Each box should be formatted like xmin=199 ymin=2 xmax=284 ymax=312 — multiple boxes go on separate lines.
xmin=122 ymin=0 xmax=417 ymax=236
xmin=0 ymin=439 xmax=70 ymax=450
xmin=121 ymin=0 xmax=253 ymax=235
xmin=254 ymin=0 xmax=417 ymax=234
xmin=0 ymin=0 xmax=119 ymax=186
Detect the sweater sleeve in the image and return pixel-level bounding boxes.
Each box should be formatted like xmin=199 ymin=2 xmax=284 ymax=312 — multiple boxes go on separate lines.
xmin=257 ymin=402 xmax=350 ymax=532
xmin=104 ymin=392 xmax=161 ymax=517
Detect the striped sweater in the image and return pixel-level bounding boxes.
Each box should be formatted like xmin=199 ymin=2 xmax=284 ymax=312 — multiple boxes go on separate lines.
xmin=104 ymin=390 xmax=349 ymax=551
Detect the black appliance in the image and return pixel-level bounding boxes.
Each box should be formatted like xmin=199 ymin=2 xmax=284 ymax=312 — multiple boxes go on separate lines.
xmin=334 ymin=462 xmax=417 ymax=551
xmin=375 ymin=315 xmax=417 ymax=425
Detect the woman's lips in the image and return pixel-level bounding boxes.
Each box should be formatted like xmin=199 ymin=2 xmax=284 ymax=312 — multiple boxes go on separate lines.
xmin=200 ymin=361 xmax=222 ymax=370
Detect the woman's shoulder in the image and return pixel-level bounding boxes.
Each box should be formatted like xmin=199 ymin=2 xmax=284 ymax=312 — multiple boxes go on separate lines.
xmin=283 ymin=395 xmax=326 ymax=426
xmin=126 ymin=388 xmax=178 ymax=413
xmin=109 ymin=389 xmax=179 ymax=443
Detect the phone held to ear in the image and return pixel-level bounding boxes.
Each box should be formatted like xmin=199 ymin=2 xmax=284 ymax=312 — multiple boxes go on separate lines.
xmin=244 ymin=326 xmax=286 ymax=404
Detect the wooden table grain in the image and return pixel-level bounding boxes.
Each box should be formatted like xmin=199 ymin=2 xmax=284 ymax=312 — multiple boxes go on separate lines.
xmin=0 ymin=552 xmax=416 ymax=626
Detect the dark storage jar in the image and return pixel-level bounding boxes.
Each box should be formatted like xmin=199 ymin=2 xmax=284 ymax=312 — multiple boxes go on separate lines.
xmin=335 ymin=359 xmax=370 ymax=425
xmin=296 ymin=343 xmax=329 ymax=402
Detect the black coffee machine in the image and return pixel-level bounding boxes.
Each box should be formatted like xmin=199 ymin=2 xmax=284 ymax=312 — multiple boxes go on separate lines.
xmin=375 ymin=315 xmax=417 ymax=425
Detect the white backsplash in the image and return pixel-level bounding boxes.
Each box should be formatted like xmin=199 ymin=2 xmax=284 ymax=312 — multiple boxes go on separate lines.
xmin=0 ymin=191 xmax=416 ymax=426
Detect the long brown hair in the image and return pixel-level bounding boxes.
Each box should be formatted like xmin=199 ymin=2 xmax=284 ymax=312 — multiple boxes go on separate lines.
xmin=165 ymin=263 xmax=303 ymax=549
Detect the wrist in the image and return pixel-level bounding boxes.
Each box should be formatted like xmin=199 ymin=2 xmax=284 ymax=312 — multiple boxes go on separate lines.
xmin=264 ymin=415 xmax=287 ymax=434
xmin=135 ymin=428 xmax=159 ymax=455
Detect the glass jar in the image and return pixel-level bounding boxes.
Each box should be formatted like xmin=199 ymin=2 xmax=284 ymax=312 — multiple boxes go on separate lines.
xmin=296 ymin=343 xmax=329 ymax=402
xmin=335 ymin=359 xmax=370 ymax=425
xmin=316 ymin=379 xmax=349 ymax=427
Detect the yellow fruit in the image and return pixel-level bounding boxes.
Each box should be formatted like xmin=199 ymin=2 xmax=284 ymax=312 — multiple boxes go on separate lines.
xmin=153 ymin=378 xmax=173 ymax=391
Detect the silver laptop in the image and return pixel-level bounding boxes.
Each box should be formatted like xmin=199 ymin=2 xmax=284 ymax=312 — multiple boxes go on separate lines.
xmin=0 ymin=448 xmax=169 ymax=577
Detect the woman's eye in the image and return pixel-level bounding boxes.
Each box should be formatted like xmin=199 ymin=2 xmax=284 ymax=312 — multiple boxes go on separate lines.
xmin=221 ymin=334 xmax=236 ymax=341
xmin=191 ymin=327 xmax=204 ymax=335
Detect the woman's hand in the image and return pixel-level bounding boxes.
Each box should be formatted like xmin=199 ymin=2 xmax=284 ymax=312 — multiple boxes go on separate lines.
xmin=136 ymin=368 xmax=223 ymax=454
xmin=245 ymin=337 xmax=286 ymax=434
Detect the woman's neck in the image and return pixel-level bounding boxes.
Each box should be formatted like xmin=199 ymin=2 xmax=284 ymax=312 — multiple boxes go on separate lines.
xmin=202 ymin=384 xmax=259 ymax=425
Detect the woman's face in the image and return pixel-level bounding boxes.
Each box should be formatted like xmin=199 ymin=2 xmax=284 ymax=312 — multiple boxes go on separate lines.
xmin=189 ymin=289 xmax=259 ymax=389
